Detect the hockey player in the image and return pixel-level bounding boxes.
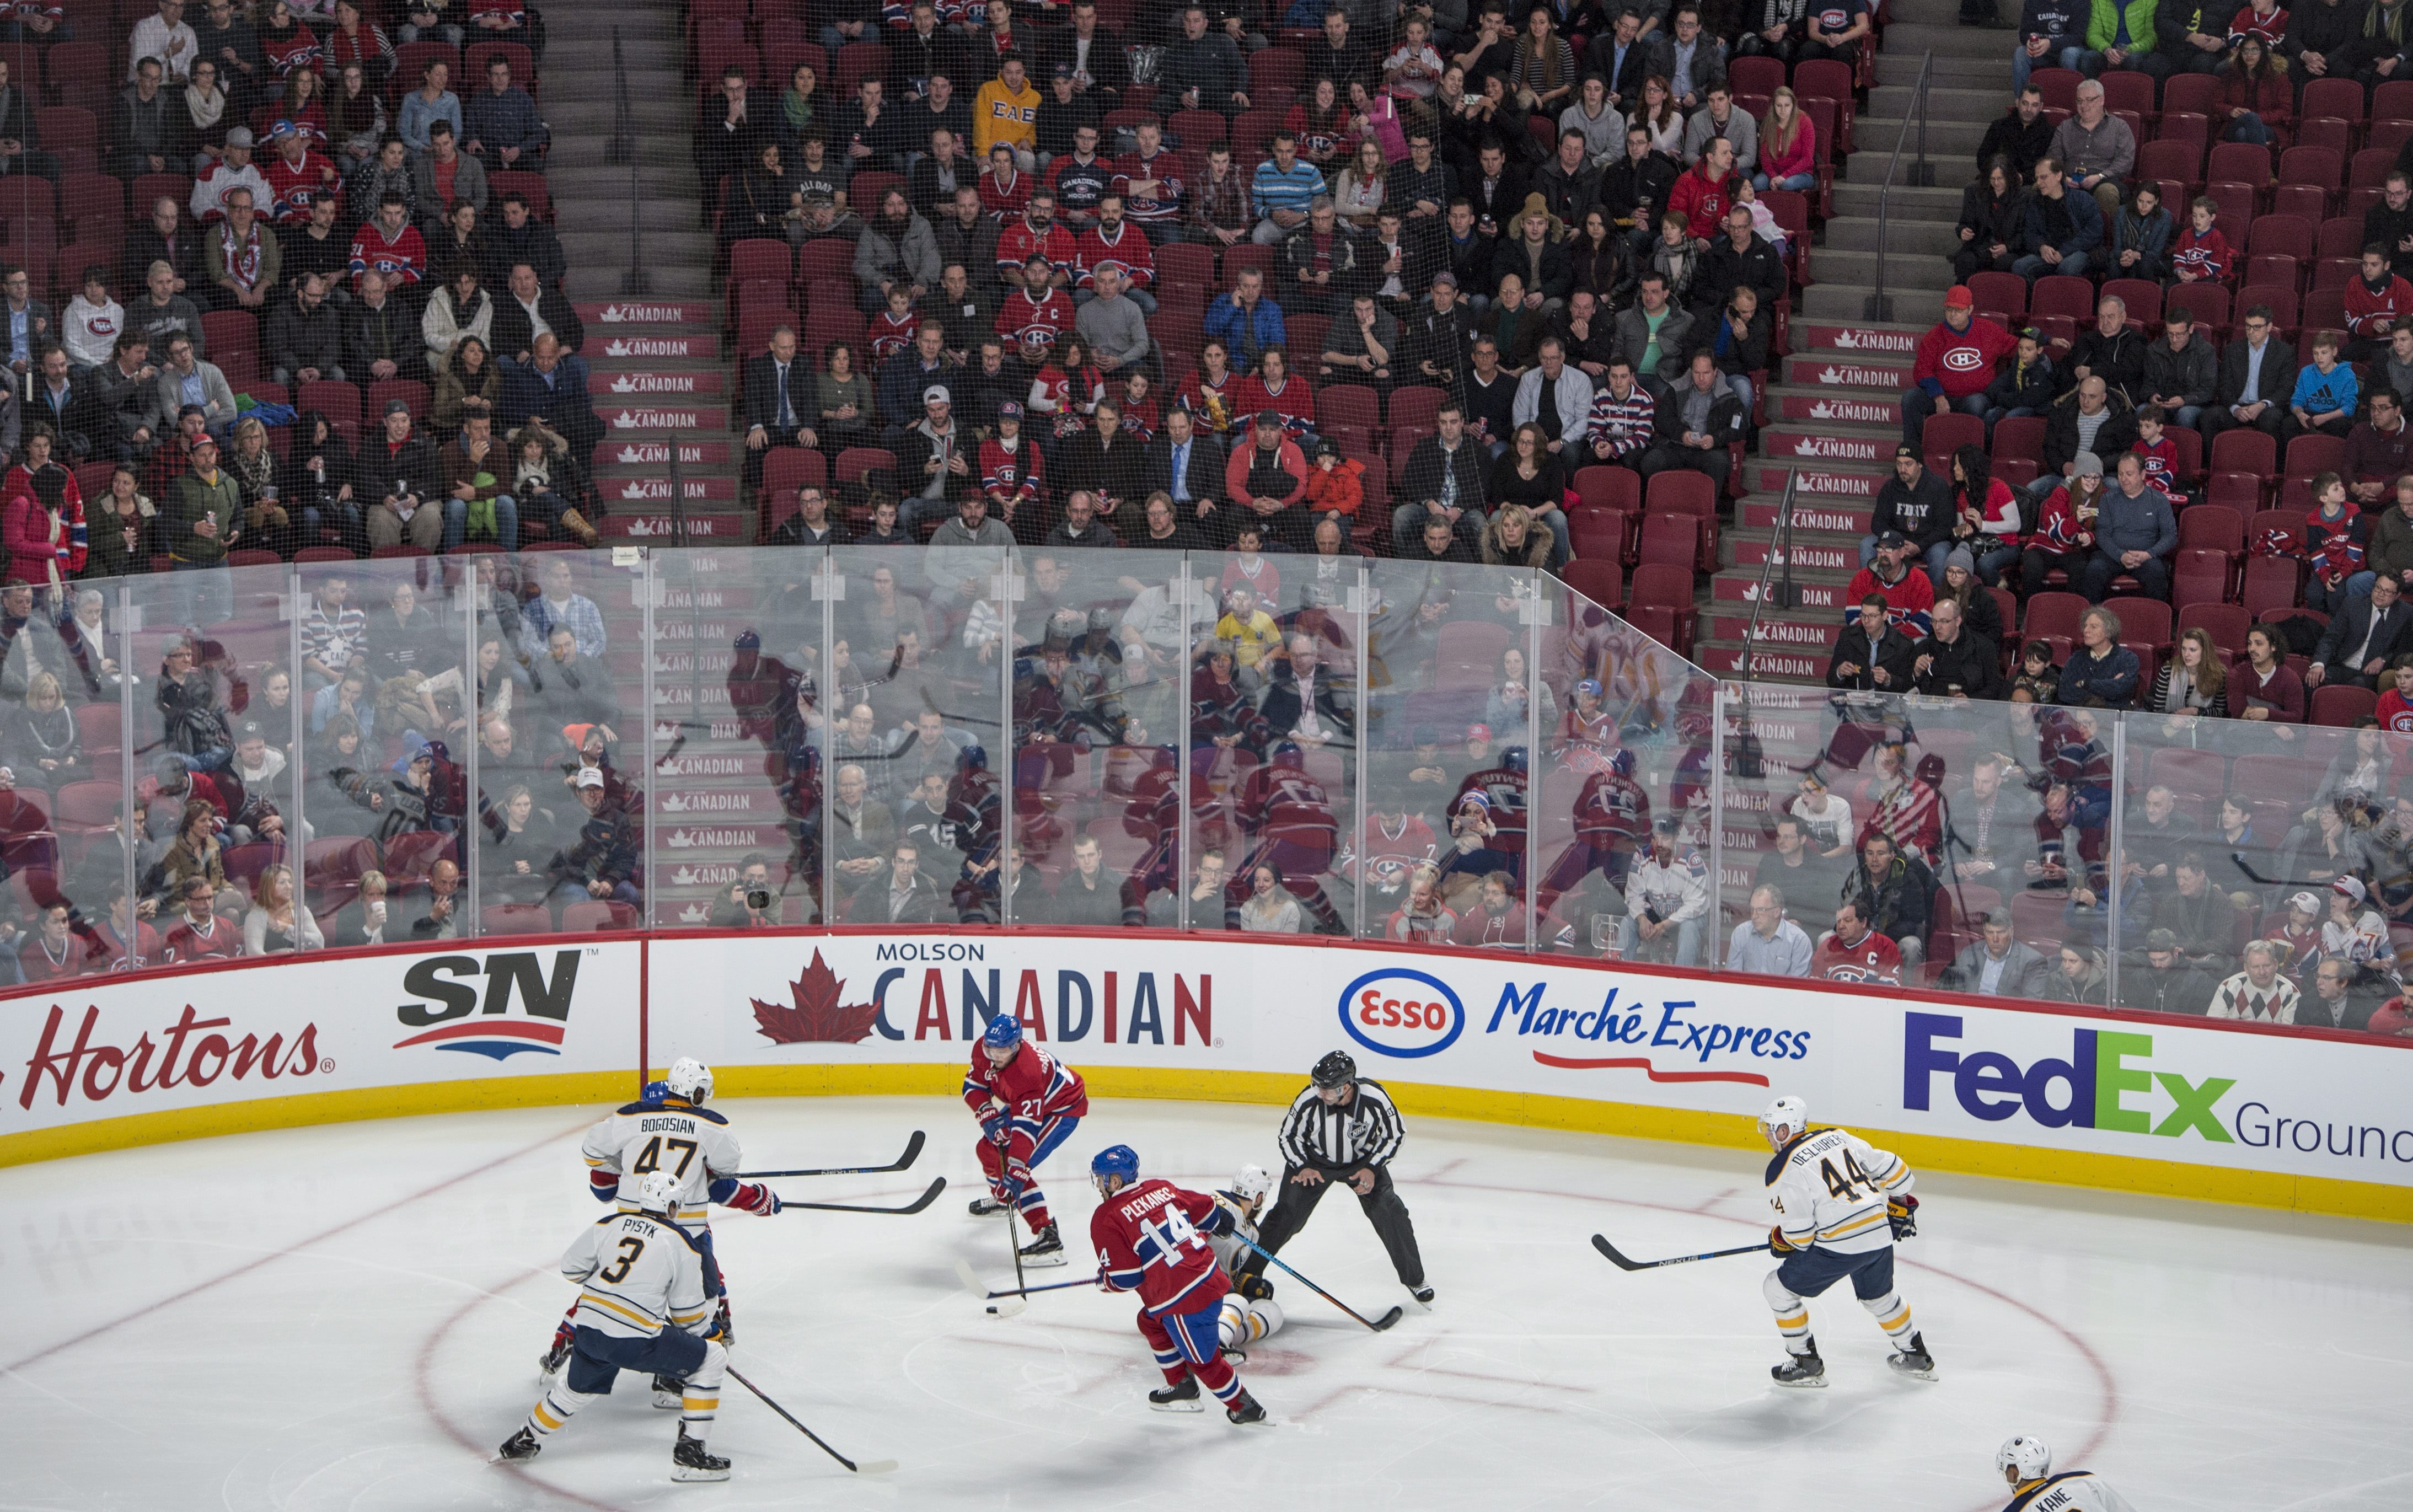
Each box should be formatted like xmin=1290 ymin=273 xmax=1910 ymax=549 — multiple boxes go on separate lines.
xmin=1088 ymin=1144 xmax=1269 ymax=1425
xmin=1204 ymin=1165 xmax=1284 ymax=1359
xmin=497 ymin=1170 xmax=736 ymax=1482
xmin=963 ymin=1012 xmax=1088 ymax=1265
xmin=539 ymin=1060 xmax=777 ymax=1402
xmin=1757 ymin=1093 xmax=1936 ymax=1387
xmin=1994 ymin=1436 xmax=2138 ymax=1512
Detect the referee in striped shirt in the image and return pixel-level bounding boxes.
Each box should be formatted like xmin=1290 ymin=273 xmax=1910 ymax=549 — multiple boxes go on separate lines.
xmin=1234 ymin=1051 xmax=1433 ymax=1305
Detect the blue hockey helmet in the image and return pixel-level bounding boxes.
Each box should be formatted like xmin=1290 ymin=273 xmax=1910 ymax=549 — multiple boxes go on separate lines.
xmin=1502 ymin=745 xmax=1528 ymax=774
xmin=1610 ymin=748 xmax=1636 ymax=778
xmin=641 ymin=1079 xmax=671 ymax=1103
xmin=1091 ymin=1144 xmax=1140 ymax=1189
xmin=957 ymin=742 xmax=989 ymax=773
xmin=982 ymin=1013 xmax=1023 ymax=1053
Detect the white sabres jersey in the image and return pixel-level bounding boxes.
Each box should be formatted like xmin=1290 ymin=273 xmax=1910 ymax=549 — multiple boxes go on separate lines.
xmin=581 ymin=1098 xmax=742 ymax=1227
xmin=2002 ymin=1472 xmax=2139 ymax=1512
xmin=1765 ymin=1126 xmax=1915 ymax=1256
xmin=1205 ymin=1190 xmax=1262 ymax=1278
xmin=561 ymin=1210 xmax=715 ymax=1341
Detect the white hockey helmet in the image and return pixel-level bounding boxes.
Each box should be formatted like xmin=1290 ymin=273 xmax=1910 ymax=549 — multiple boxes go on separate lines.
xmin=1997 ymin=1436 xmax=2053 ymax=1484
xmin=1758 ymin=1095 xmax=1809 ymax=1151
xmin=634 ymin=1169 xmax=682 ymax=1217
xmin=663 ymin=1057 xmax=714 ymax=1104
xmin=1231 ymin=1164 xmax=1273 ymax=1204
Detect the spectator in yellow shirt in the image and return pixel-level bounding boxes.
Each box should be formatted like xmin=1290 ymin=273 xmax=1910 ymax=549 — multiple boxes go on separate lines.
xmin=974 ymin=56 xmax=1041 ymax=172
xmin=1214 ymin=583 xmax=1283 ymax=673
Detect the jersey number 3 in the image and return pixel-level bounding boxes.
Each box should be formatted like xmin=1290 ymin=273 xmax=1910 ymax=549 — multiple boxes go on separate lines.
xmin=599 ymin=1236 xmax=646 ymax=1283
xmin=633 ymin=1136 xmax=699 ymax=1179
xmin=1139 ymin=1207 xmax=1204 ymax=1269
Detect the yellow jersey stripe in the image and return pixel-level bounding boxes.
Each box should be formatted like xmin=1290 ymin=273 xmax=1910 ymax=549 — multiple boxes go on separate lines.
xmin=578 ymin=1291 xmax=661 ymax=1328
xmin=1819 ymin=1210 xmax=1890 ymax=1240
xmin=670 ymin=1307 xmax=710 ymax=1325
xmin=532 ymin=1400 xmax=564 ymax=1430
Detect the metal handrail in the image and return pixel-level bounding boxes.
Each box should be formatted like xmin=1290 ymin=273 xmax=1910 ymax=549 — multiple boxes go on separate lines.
xmin=1737 ymin=465 xmax=1802 ymax=679
xmin=1864 ymin=50 xmax=1937 ymax=324
xmin=611 ymin=27 xmax=651 ymax=296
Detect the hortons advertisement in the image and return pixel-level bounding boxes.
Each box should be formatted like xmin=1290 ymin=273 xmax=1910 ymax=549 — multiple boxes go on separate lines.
xmin=0 ymin=942 xmax=645 ymax=1145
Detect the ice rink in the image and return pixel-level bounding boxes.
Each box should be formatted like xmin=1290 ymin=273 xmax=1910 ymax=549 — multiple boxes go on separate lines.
xmin=3 ymin=1095 xmax=2407 ymax=1511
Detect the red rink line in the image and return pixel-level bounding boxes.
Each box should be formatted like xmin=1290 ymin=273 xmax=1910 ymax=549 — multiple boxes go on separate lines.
xmin=1412 ymin=1172 xmax=2122 ymax=1492
xmin=0 ymin=1117 xmax=586 ymax=1378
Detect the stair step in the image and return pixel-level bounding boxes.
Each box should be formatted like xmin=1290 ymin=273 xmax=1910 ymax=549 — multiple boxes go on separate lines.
xmin=1801 ymin=282 xmax=1950 ymax=321
xmin=1782 ymin=350 xmax=1912 ymax=385
xmin=565 ymin=265 xmax=714 ymax=297
xmin=1819 ymin=214 xmax=1962 ymax=255
xmin=575 ymin=299 xmax=720 ymax=328
xmin=1856 ymin=115 xmax=1992 ymax=159
xmin=1706 ymin=609 xmax=1859 ymax=646
xmin=1810 ymin=248 xmax=1956 ymax=291
xmin=602 ymin=510 xmax=752 ymax=541
xmin=603 ymin=476 xmax=741 ymax=504
xmin=1761 ymin=427 xmax=1900 ymax=465
xmin=1765 ymin=389 xmax=1904 ymax=425
xmin=603 ymin=402 xmax=731 ymax=432
xmin=588 ymin=333 xmax=723 ymax=366
xmin=1830 ymin=181 xmax=1965 ymax=218
xmin=1877 ymin=20 xmax=2033 ymax=58
xmin=1730 ymin=538 xmax=1860 ymax=572
xmin=546 ymin=138 xmax=713 ymax=170
xmin=1875 ymin=51 xmax=2015 ymax=88
xmin=1794 ymin=320 xmax=1925 ymax=357
xmin=1868 ymin=85 xmax=2016 ymax=124
xmin=1693 ymin=642 xmax=1829 ymax=680
xmin=596 ymin=369 xmax=728 ymax=398
xmin=596 ymin=438 xmax=738 ymax=471
xmin=551 ymin=166 xmax=715 ymax=198
xmin=1745 ymin=457 xmax=1891 ymax=496
xmin=548 ymin=99 xmax=691 ymax=133
xmin=1739 ymin=498 xmax=1878 ymax=531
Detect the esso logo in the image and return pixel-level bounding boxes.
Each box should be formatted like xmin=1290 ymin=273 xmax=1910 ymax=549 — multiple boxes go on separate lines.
xmin=1943 ymin=349 xmax=1983 ymax=371
xmin=1337 ymin=968 xmax=1466 ymax=1058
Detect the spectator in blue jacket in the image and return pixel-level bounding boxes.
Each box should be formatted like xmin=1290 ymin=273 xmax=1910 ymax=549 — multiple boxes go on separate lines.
xmin=1204 ymin=265 xmax=1287 ymax=370
xmin=2078 ymin=453 xmax=2177 ymax=599
xmin=462 ymin=56 xmax=548 ymax=175
xmin=2057 ymin=605 xmax=2143 ymax=707
xmin=2291 ymin=328 xmax=2361 ymax=438
xmin=2011 ymin=158 xmax=2103 ymax=282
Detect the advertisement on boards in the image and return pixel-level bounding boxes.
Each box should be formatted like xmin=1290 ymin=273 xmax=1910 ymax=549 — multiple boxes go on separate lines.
xmin=0 ymin=942 xmax=645 ymax=1139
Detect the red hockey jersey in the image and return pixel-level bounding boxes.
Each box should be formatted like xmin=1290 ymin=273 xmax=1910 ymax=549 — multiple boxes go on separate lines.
xmin=994 ymin=218 xmax=1077 ymax=283
xmin=2344 ymin=272 xmax=2413 ymax=336
xmin=1813 ymin=928 xmax=1902 ymax=985
xmin=1090 ymin=1177 xmax=1232 ymax=1316
xmin=1910 ymin=313 xmax=2017 ymax=400
xmin=961 ymin=1041 xmax=1088 ymax=1124
xmin=1842 ymin=562 xmax=1936 ymax=639
xmin=1075 ymin=220 xmax=1155 ymax=291
xmin=994 ymin=286 xmax=1073 ymax=351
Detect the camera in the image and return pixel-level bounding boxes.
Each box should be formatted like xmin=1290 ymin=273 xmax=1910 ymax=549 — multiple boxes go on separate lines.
xmin=744 ymin=885 xmax=774 ymax=912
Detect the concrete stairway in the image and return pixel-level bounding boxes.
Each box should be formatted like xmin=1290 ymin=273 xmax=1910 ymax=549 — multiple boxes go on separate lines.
xmin=540 ymin=0 xmax=747 ymax=539
xmin=1692 ymin=0 xmax=2014 ymax=683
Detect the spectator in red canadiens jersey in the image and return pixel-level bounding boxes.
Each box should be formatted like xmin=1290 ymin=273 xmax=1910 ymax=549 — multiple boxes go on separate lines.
xmin=1087 ymin=1144 xmax=1267 ymax=1424
xmin=1237 ymin=348 xmax=1316 ymax=443
xmin=995 ymin=255 xmax=1073 ymax=351
xmin=1811 ymin=898 xmax=1903 ymax=984
xmin=1901 ymin=283 xmax=2016 ymax=447
xmin=1074 ymin=195 xmax=1156 ymax=314
xmin=2345 ymin=245 xmax=2413 ymax=362
xmin=978 ymin=143 xmax=1033 ymax=223
xmin=1844 ymin=532 xmax=1938 ymax=640
xmin=1046 ymin=121 xmax=1114 ymax=232
xmin=964 ymin=1012 xmax=1088 ymax=1265
xmin=264 ymin=126 xmax=341 ymax=226
xmin=1112 ymin=119 xmax=1184 ymax=244
xmin=2377 ymin=653 xmax=2413 ymax=731
xmin=349 ymin=191 xmax=425 ymax=292
xmin=995 ymin=191 xmax=1075 ymax=289
xmin=2171 ymin=195 xmax=2233 ymax=285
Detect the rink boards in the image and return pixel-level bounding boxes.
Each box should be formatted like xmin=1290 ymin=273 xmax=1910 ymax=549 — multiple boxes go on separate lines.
xmin=3 ymin=929 xmax=2409 ymax=1223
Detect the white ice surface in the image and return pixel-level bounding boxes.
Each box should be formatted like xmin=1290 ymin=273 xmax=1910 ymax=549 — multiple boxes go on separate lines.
xmin=2 ymin=1096 xmax=2407 ymax=1511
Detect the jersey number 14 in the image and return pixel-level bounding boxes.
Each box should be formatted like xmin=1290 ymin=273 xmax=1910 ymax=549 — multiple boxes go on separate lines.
xmin=1140 ymin=1207 xmax=1206 ymax=1269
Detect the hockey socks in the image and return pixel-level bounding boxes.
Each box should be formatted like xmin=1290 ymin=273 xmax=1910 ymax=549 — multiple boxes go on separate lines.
xmin=679 ymin=1340 xmax=730 ymax=1445
xmin=1859 ymin=1288 xmax=1916 ymax=1347
xmin=525 ymin=1384 xmax=601 ymax=1441
xmin=1762 ymin=1272 xmax=1815 ymax=1352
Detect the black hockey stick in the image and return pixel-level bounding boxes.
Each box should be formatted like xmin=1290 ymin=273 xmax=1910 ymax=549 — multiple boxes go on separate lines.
xmin=773 ymin=1177 xmax=946 ymax=1215
xmin=1591 ymin=1234 xmax=1767 ymax=1271
xmin=1235 ymin=1235 xmax=1403 ymax=1332
xmin=725 ymin=1365 xmax=896 ymax=1475
xmin=954 ymin=1259 xmax=1102 ymax=1300
xmin=738 ymin=1130 xmax=925 ymax=1181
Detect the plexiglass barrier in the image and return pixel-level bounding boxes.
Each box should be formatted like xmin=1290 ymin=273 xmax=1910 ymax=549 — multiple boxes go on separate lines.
xmin=6 ymin=548 xmax=2400 ymax=1037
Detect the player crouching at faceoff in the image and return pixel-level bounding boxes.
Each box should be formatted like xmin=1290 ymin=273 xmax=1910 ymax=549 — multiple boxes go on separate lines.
xmin=964 ymin=1012 xmax=1088 ymax=1265
xmin=539 ymin=1060 xmax=779 ymax=1408
xmin=1994 ymin=1435 xmax=2136 ymax=1511
xmin=1088 ymin=1144 xmax=1269 ymax=1425
xmin=499 ymin=1170 xmax=736 ymax=1481
xmin=1758 ymin=1094 xmax=1937 ymax=1387
xmin=1205 ymin=1165 xmax=1283 ymax=1358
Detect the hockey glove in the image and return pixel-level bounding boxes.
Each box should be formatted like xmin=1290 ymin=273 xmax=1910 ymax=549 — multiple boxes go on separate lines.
xmin=1237 ymin=1273 xmax=1276 ymax=1302
xmin=588 ymin=1169 xmax=621 ymax=1203
xmin=730 ymin=1182 xmax=780 ymax=1217
xmin=1887 ymin=1194 xmax=1919 ymax=1241
xmin=1768 ymin=1225 xmax=1799 ymax=1256
xmin=980 ymin=1112 xmax=1010 ymax=1145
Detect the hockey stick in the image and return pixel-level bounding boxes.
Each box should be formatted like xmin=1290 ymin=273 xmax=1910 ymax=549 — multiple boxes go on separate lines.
xmin=954 ymin=1258 xmax=1102 ymax=1301
xmin=773 ymin=1177 xmax=946 ymax=1215
xmin=1234 ymin=1235 xmax=1403 ymax=1332
xmin=737 ymin=1130 xmax=925 ymax=1181
xmin=1590 ymin=1233 xmax=1767 ymax=1271
xmin=724 ymin=1365 xmax=896 ymax=1475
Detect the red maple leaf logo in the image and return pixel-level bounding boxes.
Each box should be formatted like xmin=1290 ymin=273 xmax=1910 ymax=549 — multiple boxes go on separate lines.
xmin=751 ymin=950 xmax=880 ymax=1044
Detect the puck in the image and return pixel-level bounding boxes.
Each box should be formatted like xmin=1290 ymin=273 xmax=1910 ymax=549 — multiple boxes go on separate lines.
xmin=985 ymin=1305 xmax=999 ymax=1314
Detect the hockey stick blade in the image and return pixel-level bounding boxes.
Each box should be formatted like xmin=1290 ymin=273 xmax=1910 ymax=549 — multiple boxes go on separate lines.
xmin=775 ymin=1176 xmax=946 ymax=1215
xmin=738 ymin=1130 xmax=926 ymax=1181
xmin=1369 ymin=1306 xmax=1404 ymax=1332
xmin=725 ymin=1365 xmax=893 ymax=1474
xmin=1591 ymin=1233 xmax=1768 ymax=1270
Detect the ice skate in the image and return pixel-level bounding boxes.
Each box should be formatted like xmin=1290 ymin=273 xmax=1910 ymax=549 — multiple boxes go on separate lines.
xmin=968 ymin=1195 xmax=1008 ymax=1216
xmin=1886 ymin=1331 xmax=1937 ymax=1381
xmin=670 ymin=1429 xmax=730 ymax=1482
xmin=1149 ymin=1376 xmax=1204 ymax=1412
xmin=496 ymin=1428 xmax=540 ymax=1463
xmin=1771 ymin=1338 xmax=1827 ymax=1388
xmin=1226 ymin=1388 xmax=1269 ymax=1425
xmin=1018 ymin=1220 xmax=1066 ymax=1266
xmin=1410 ymin=1285 xmax=1435 ymax=1306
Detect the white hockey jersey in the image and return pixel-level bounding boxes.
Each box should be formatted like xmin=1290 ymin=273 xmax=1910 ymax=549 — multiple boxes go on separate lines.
xmin=561 ymin=1210 xmax=715 ymax=1342
xmin=1205 ymin=1190 xmax=1261 ymax=1278
xmin=581 ymin=1098 xmax=742 ymax=1227
xmin=1765 ymin=1125 xmax=1914 ymax=1256
xmin=2001 ymin=1471 xmax=2138 ymax=1512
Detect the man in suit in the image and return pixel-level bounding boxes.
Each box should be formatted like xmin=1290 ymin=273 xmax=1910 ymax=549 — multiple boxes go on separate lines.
xmin=1585 ymin=12 xmax=1654 ymax=111
xmin=1256 ymin=635 xmax=1355 ymax=749
xmin=1646 ymin=5 xmax=1729 ymax=112
xmin=489 ymin=262 xmax=585 ymax=363
xmin=2199 ymin=302 xmax=2293 ymax=444
xmin=852 ymin=840 xmax=946 ymax=923
xmin=2308 ymin=570 xmax=2413 ymax=689
xmin=1148 ymin=404 xmax=1226 ymax=530
xmin=742 ymin=324 xmax=819 ymax=494
xmin=1944 ymin=912 xmax=2052 ymax=996
xmin=0 ymin=56 xmax=60 ymax=186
